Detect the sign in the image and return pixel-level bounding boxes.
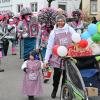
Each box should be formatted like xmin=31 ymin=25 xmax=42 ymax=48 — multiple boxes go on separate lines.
xmin=29 ymin=17 xmax=39 ymax=38
xmin=29 ymin=23 xmax=39 ymax=38
xmin=68 ymin=45 xmax=92 ymax=57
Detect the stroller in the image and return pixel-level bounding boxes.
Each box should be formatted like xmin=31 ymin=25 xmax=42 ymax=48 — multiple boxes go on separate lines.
xmin=60 ymin=55 xmax=100 ymax=100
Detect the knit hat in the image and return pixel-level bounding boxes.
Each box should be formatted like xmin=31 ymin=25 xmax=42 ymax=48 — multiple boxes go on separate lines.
xmin=56 ymin=15 xmax=66 ymax=23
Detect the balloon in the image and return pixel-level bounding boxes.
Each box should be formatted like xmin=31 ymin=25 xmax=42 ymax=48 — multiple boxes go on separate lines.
xmin=72 ymin=33 xmax=81 ymax=43
xmin=88 ymin=24 xmax=98 ymax=35
xmin=96 ymin=22 xmax=100 ymax=26
xmin=79 ymin=40 xmax=88 ymax=48
xmin=91 ymin=43 xmax=100 ymax=55
xmin=97 ymin=24 xmax=100 ymax=33
xmin=52 ymin=45 xmax=59 ymax=55
xmin=57 ymin=46 xmax=68 ymax=57
xmin=95 ymin=56 xmax=100 ymax=61
xmin=81 ymin=31 xmax=91 ymax=40
xmin=92 ymin=33 xmax=100 ymax=42
xmin=0 ymin=15 xmax=3 ymax=20
xmin=87 ymin=38 xmax=94 ymax=46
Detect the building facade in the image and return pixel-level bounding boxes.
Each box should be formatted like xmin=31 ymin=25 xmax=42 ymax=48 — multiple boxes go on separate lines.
xmin=0 ymin=0 xmax=81 ymax=15
xmin=82 ymin=0 xmax=100 ymax=19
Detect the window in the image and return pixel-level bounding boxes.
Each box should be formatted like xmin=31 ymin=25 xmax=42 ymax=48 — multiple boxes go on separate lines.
xmin=58 ymin=4 xmax=66 ymax=11
xmin=31 ymin=2 xmax=38 ymax=12
xmin=90 ymin=0 xmax=97 ymax=14
xmin=0 ymin=0 xmax=10 ymax=3
xmin=17 ymin=4 xmax=23 ymax=13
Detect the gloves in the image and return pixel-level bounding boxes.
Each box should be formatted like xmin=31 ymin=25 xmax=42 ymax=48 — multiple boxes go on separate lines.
xmin=23 ymin=68 xmax=29 ymax=73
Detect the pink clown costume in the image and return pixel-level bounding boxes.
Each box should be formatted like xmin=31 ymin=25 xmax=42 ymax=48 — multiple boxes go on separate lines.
xmin=21 ymin=60 xmax=43 ymax=96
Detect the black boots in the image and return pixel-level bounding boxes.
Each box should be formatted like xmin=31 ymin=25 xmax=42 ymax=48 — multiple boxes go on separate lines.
xmin=44 ymin=79 xmax=49 ymax=83
xmin=51 ymin=88 xmax=58 ymax=99
xmin=28 ymin=96 xmax=34 ymax=100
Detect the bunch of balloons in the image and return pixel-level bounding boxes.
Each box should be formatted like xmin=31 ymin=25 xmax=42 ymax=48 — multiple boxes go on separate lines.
xmin=52 ymin=41 xmax=88 ymax=57
xmin=81 ymin=23 xmax=100 ymax=43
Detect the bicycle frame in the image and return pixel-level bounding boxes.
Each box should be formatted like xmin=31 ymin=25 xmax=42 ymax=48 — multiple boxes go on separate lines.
xmin=61 ymin=57 xmax=88 ymax=100
xmin=64 ymin=80 xmax=85 ymax=100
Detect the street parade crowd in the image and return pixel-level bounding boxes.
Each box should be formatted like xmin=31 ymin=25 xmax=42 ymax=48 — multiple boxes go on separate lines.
xmin=0 ymin=7 xmax=100 ymax=100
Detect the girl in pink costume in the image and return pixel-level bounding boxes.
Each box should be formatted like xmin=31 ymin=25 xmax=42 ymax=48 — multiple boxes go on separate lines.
xmin=21 ymin=51 xmax=43 ymax=100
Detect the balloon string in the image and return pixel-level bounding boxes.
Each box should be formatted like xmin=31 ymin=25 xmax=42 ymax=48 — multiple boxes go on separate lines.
xmin=85 ymin=41 xmax=94 ymax=50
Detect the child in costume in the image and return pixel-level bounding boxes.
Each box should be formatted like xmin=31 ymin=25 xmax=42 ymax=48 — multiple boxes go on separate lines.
xmin=6 ymin=18 xmax=17 ymax=55
xmin=21 ymin=51 xmax=43 ymax=100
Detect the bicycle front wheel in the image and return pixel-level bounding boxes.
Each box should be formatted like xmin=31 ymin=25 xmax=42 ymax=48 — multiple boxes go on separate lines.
xmin=60 ymin=84 xmax=73 ymax=100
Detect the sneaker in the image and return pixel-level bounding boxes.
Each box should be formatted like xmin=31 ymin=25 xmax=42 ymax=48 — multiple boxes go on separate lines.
xmin=12 ymin=53 xmax=17 ymax=55
xmin=0 ymin=68 xmax=4 ymax=72
xmin=44 ymin=79 xmax=49 ymax=83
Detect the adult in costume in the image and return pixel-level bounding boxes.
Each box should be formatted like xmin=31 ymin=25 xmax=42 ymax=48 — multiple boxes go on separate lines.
xmin=18 ymin=7 xmax=40 ymax=60
xmin=70 ymin=10 xmax=84 ymax=31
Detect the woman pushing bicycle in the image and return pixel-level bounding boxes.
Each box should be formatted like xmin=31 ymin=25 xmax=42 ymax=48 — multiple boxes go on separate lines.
xmin=44 ymin=14 xmax=81 ymax=99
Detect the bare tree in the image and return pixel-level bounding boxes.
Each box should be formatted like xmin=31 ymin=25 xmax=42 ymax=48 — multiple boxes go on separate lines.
xmin=47 ymin=0 xmax=55 ymax=7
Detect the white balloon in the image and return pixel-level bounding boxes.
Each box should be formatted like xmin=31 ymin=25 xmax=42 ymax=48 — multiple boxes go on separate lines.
xmin=91 ymin=43 xmax=100 ymax=55
xmin=76 ymin=29 xmax=82 ymax=34
xmin=72 ymin=33 xmax=81 ymax=43
xmin=57 ymin=46 xmax=68 ymax=57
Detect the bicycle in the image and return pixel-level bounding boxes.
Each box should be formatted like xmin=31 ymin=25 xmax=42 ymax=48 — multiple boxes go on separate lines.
xmin=60 ymin=56 xmax=88 ymax=100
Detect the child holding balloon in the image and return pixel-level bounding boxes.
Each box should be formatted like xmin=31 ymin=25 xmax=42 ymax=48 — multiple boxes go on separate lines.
xmin=44 ymin=15 xmax=81 ymax=99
